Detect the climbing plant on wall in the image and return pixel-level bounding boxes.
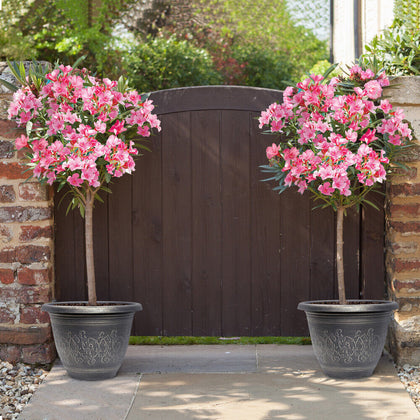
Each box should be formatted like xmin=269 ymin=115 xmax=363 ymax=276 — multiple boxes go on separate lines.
xmin=393 ymin=0 xmax=420 ymax=31
xmin=362 ymin=0 xmax=420 ymax=75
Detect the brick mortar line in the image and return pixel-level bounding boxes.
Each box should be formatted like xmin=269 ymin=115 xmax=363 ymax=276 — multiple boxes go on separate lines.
xmin=388 ymin=196 xmax=420 ymax=204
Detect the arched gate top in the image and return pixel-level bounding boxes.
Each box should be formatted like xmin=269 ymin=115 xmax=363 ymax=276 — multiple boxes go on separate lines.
xmin=149 ymin=85 xmax=283 ymax=115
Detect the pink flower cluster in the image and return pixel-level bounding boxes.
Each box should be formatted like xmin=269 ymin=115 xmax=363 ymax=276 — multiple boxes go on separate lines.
xmin=259 ymin=66 xmax=412 ymax=201
xmin=8 ymin=65 xmax=161 ymax=189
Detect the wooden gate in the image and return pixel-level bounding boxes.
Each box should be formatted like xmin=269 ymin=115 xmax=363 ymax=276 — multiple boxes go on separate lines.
xmin=54 ymin=86 xmax=385 ymax=337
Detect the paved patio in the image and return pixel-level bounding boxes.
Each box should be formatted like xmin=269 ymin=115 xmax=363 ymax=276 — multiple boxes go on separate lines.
xmin=18 ymin=345 xmax=419 ymax=420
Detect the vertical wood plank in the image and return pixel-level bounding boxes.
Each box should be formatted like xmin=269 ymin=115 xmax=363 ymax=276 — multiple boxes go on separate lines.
xmin=93 ymin=193 xmax=109 ymax=301
xmin=191 ymin=110 xmax=222 ymax=336
xmin=162 ymin=112 xmax=192 ymax=335
xmin=310 ymin=204 xmax=335 ymax=301
xmin=360 ymin=191 xmax=386 ymax=299
xmin=54 ymin=186 xmax=86 ymax=301
xmin=132 ymin=129 xmax=163 ymax=335
xmin=250 ymin=113 xmax=281 ymax=335
xmin=221 ymin=110 xmax=252 ymax=336
xmin=108 ymin=176 xmax=133 ymax=301
xmin=280 ymin=190 xmax=311 ymax=336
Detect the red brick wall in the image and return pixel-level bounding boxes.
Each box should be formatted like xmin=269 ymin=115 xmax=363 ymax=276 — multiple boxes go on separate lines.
xmin=0 ymin=78 xmax=55 ymax=364
xmin=386 ymin=77 xmax=420 ymax=364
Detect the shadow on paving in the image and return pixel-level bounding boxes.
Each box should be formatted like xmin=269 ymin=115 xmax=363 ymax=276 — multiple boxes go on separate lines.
xmin=125 ymin=345 xmax=418 ymax=420
xmin=18 ymin=345 xmax=419 ymax=420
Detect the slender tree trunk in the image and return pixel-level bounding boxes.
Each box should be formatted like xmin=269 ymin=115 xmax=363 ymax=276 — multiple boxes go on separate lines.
xmin=87 ymin=0 xmax=93 ymax=28
xmin=85 ymin=189 xmax=97 ymax=305
xmin=336 ymin=206 xmax=346 ymax=304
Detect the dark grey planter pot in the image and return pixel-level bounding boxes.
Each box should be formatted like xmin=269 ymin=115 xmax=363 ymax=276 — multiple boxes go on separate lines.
xmin=297 ymin=300 xmax=398 ymax=379
xmin=42 ymin=301 xmax=142 ymax=381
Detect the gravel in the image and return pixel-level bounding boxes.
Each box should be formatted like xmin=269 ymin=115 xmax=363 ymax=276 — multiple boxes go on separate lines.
xmin=397 ymin=364 xmax=420 ymax=412
xmin=0 ymin=360 xmax=48 ymax=420
xmin=0 ymin=358 xmax=419 ymax=418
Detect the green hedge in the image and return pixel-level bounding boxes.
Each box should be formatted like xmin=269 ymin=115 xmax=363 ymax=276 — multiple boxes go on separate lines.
xmin=126 ymin=36 xmax=223 ymax=92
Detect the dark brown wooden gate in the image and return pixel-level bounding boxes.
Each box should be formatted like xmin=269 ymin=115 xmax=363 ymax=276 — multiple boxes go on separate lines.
xmin=54 ymin=86 xmax=385 ymax=337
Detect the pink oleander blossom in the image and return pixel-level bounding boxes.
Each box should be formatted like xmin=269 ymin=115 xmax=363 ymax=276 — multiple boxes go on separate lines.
xmin=259 ymin=66 xmax=412 ymax=208
xmin=266 ymin=143 xmax=280 ymax=159
xmin=67 ymin=173 xmax=83 ymax=187
xmin=364 ymin=80 xmax=383 ymax=100
xmin=8 ymin=65 xmax=161 ymax=193
xmin=15 ymin=134 xmax=29 ymax=150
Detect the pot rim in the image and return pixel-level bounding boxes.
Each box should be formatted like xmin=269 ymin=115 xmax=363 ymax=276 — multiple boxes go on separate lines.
xmin=297 ymin=299 xmax=398 ymax=313
xmin=42 ymin=301 xmax=143 ymax=314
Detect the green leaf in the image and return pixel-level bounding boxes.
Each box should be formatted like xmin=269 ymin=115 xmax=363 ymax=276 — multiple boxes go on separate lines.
xmin=65 ymin=198 xmax=75 ymax=216
xmin=361 ymin=198 xmax=380 ymax=211
xmin=322 ymin=63 xmax=339 ymax=79
xmin=79 ymin=204 xmax=85 ymax=218
xmin=56 ymin=181 xmax=68 ymax=192
xmin=72 ymin=55 xmax=86 ymax=70
xmin=0 ymin=77 xmax=19 ymax=92
xmin=100 ymin=186 xmax=112 ymax=194
xmin=141 ymin=92 xmax=151 ymax=102
xmin=7 ymin=60 xmax=27 ymax=86
xmin=136 ymin=144 xmax=152 ymax=153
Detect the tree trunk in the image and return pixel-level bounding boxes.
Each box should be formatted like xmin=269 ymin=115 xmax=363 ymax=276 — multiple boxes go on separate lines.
xmin=88 ymin=0 xmax=93 ymax=28
xmin=336 ymin=206 xmax=346 ymax=305
xmin=85 ymin=189 xmax=97 ymax=305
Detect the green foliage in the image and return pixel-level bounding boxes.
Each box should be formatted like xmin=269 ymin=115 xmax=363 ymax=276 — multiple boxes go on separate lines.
xmin=129 ymin=336 xmax=312 ymax=345
xmin=0 ymin=0 xmax=136 ymax=78
xmin=155 ymin=0 xmax=327 ymax=87
xmin=394 ymin=0 xmax=420 ymax=31
xmin=301 ymin=60 xmax=342 ymax=81
xmin=190 ymin=0 xmax=328 ymax=84
xmin=362 ymin=1 xmax=420 ymax=76
xmin=125 ymin=36 xmax=223 ymax=92
xmin=362 ymin=22 xmax=420 ymax=76
xmin=1 ymin=0 xmax=328 ymax=88
xmin=230 ymin=44 xmax=294 ymax=89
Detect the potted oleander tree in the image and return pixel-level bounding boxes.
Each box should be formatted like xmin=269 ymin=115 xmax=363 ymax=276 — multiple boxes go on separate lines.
xmin=259 ymin=64 xmax=412 ymax=378
xmin=3 ymin=62 xmax=161 ymax=380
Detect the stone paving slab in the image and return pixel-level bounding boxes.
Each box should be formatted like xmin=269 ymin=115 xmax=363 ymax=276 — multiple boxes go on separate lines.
xmin=120 ymin=344 xmax=258 ymax=374
xmin=18 ymin=345 xmax=420 ymax=420
xmin=127 ymin=371 xmax=418 ymax=420
xmin=126 ymin=345 xmax=419 ymax=420
xmin=17 ymin=361 xmax=140 ymax=420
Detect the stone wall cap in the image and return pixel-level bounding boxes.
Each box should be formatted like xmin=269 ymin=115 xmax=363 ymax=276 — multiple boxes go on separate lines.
xmin=387 ymin=76 xmax=420 ymax=105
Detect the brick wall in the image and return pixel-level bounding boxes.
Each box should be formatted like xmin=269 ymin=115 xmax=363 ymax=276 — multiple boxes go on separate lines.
xmin=0 ymin=63 xmax=55 ymax=364
xmin=386 ymin=76 xmax=420 ymax=364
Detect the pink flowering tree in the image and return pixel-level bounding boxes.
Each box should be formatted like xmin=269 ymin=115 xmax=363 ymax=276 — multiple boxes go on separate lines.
xmin=259 ymin=65 xmax=412 ymax=304
xmin=7 ymin=64 xmax=161 ymax=306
